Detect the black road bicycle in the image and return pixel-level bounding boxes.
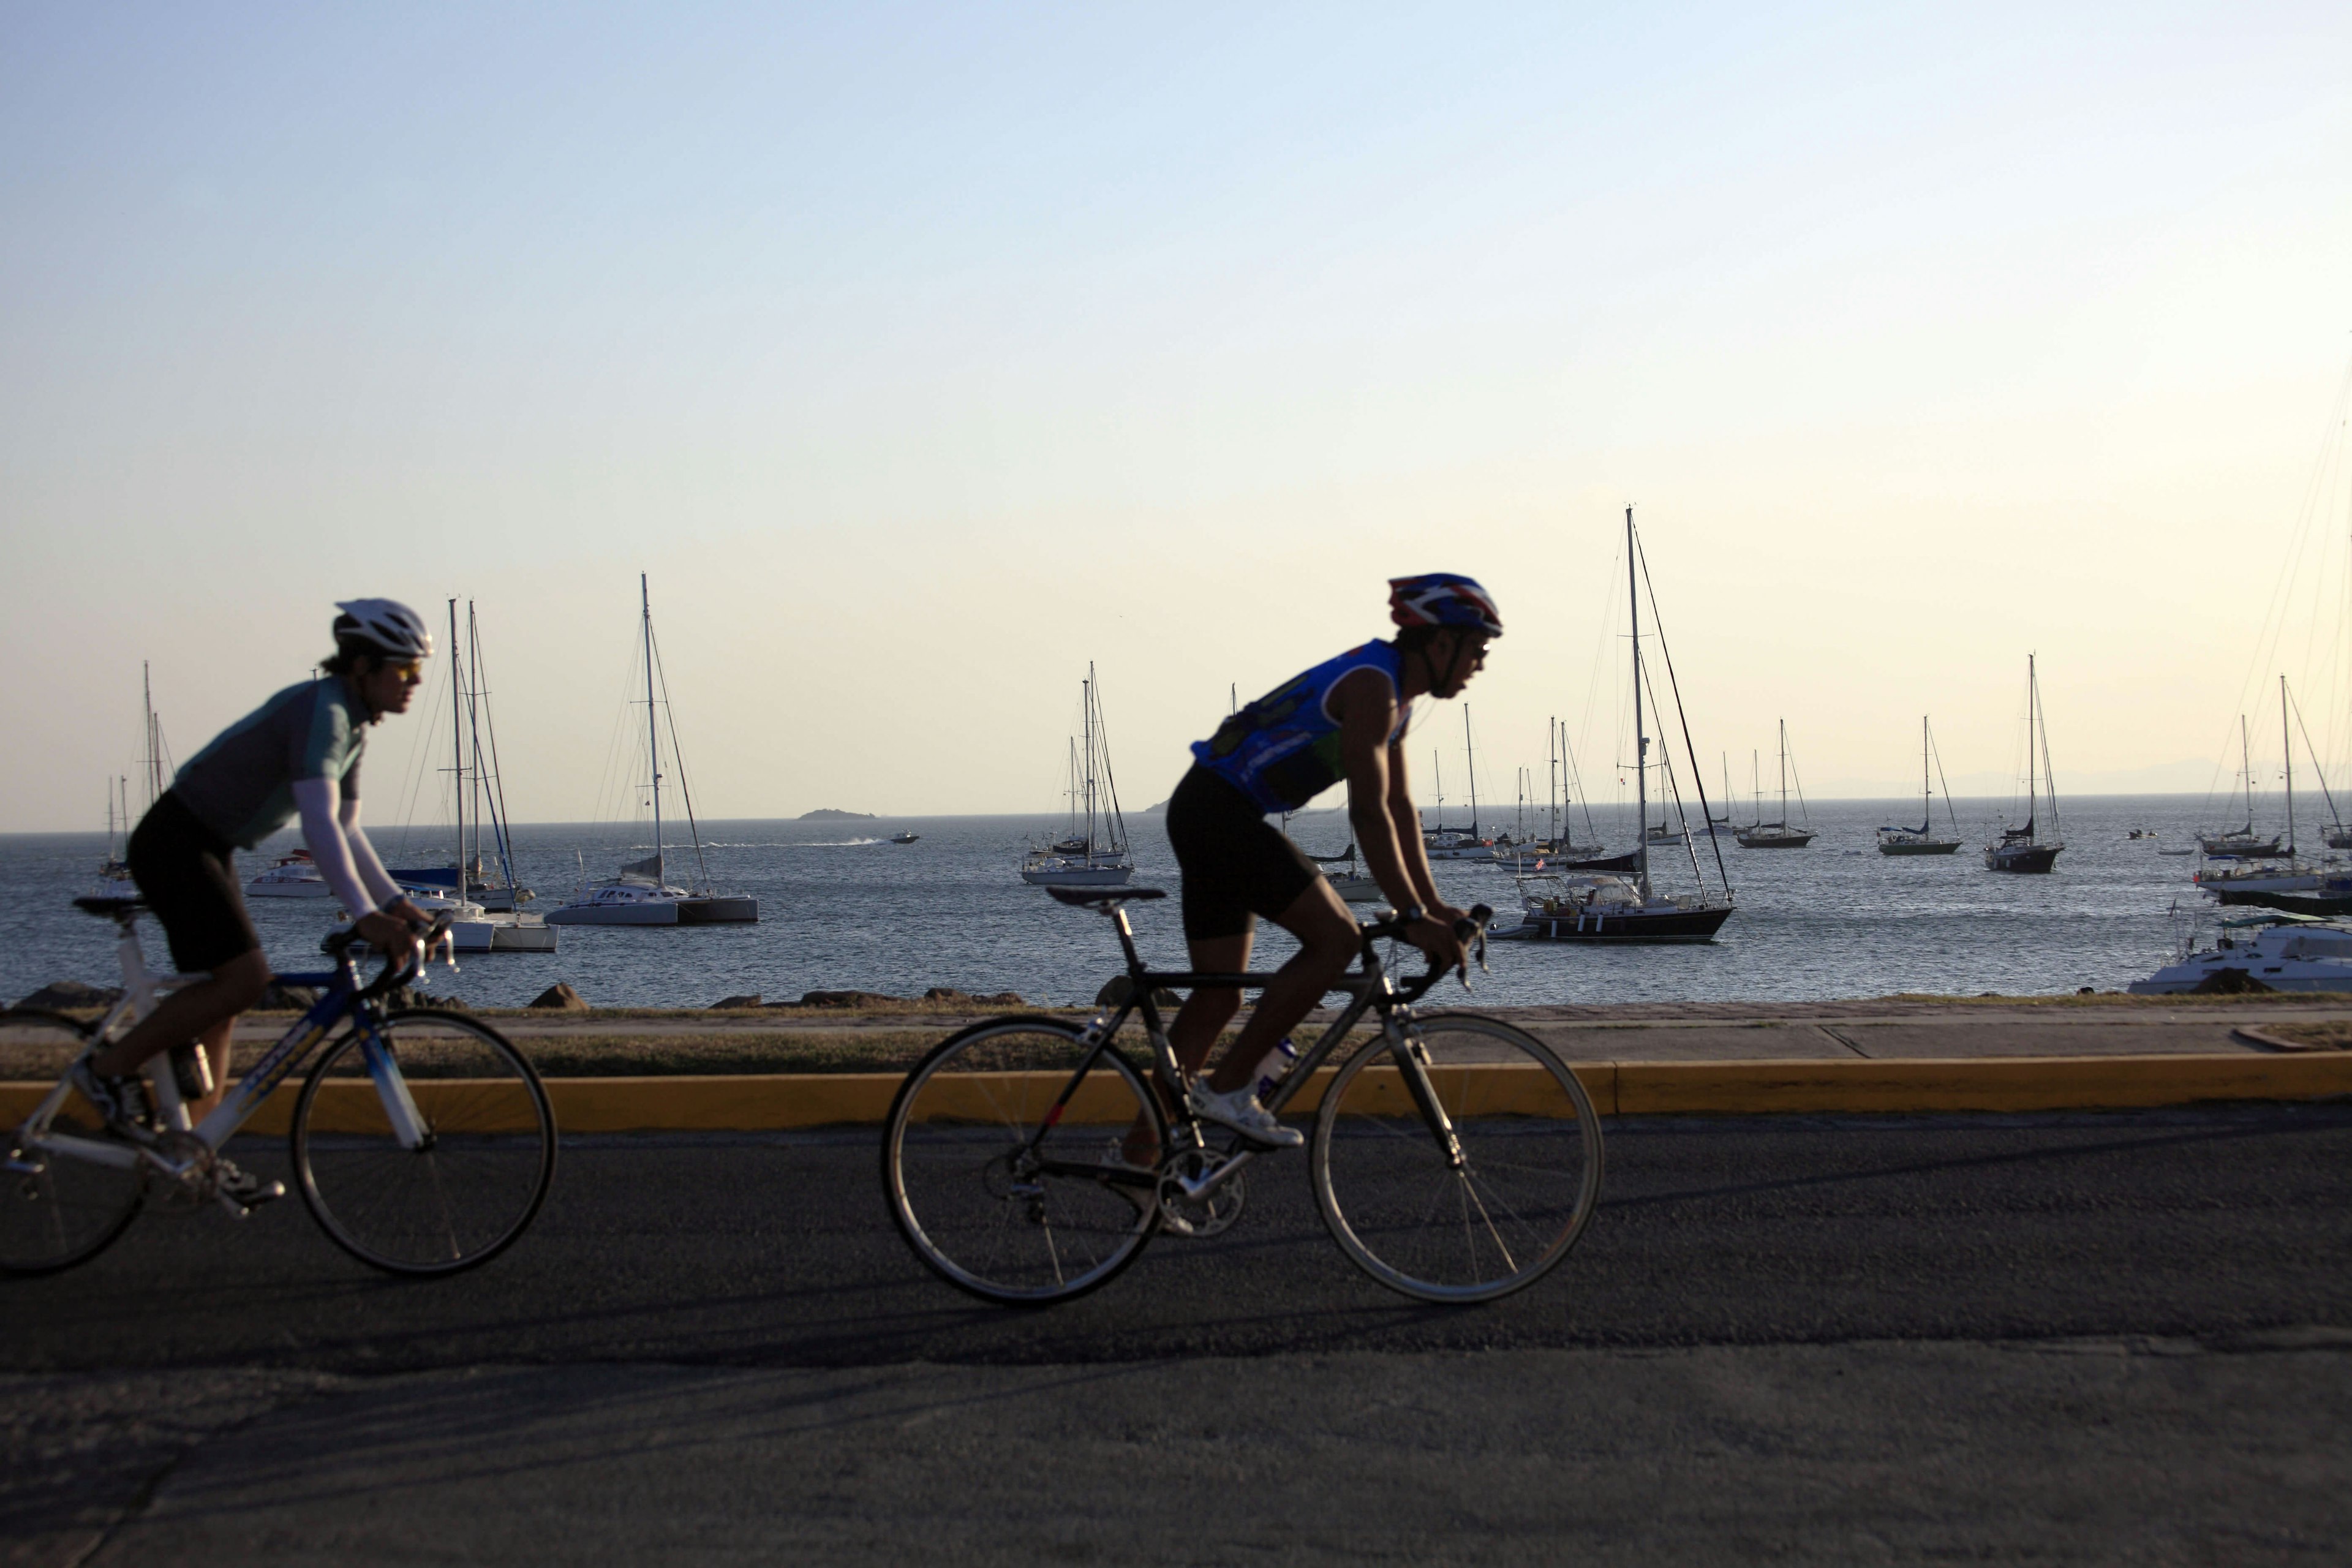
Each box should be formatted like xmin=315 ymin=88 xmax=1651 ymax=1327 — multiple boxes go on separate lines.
xmin=883 ymin=887 xmax=1604 ymax=1305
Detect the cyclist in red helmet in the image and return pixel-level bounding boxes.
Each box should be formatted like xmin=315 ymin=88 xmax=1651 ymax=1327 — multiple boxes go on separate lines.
xmin=1144 ymin=573 xmax=1500 ymax=1158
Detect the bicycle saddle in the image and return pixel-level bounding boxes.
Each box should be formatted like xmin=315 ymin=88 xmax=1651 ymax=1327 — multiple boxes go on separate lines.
xmin=72 ymin=896 xmax=145 ymax=918
xmin=1045 ymin=885 xmax=1167 ymax=910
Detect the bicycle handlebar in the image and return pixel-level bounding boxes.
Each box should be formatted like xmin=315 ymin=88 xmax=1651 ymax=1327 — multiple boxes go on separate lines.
xmin=322 ymin=912 xmax=457 ymax=999
xmin=1361 ymin=902 xmax=1493 ymax=1000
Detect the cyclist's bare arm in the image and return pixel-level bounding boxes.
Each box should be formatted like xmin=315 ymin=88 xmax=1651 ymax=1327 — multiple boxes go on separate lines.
xmin=1332 ymin=668 xmax=1466 ymax=971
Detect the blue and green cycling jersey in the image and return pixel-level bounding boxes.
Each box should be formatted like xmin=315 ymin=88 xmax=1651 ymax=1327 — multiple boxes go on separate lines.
xmin=171 ymin=677 xmax=368 ymax=849
xmin=1191 ymin=640 xmax=1412 ymax=814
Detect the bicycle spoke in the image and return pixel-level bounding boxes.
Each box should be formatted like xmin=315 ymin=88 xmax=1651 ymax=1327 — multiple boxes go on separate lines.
xmin=1313 ymin=1014 xmax=1602 ymax=1303
xmin=888 ymin=1019 xmax=1161 ymax=1305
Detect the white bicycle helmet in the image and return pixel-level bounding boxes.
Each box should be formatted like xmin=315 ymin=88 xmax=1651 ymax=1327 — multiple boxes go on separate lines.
xmin=331 ymin=598 xmax=434 ymax=660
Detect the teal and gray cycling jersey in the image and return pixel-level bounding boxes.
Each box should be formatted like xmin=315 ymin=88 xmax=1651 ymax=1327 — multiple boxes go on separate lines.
xmin=1191 ymin=640 xmax=1414 ymax=814
xmin=171 ymin=677 xmax=369 ymax=849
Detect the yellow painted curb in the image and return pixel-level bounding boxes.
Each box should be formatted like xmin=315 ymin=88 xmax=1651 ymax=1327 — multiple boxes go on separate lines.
xmin=6 ymin=1053 xmax=2351 ymax=1133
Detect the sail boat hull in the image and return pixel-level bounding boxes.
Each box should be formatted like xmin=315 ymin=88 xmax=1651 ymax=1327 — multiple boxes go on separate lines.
xmin=1984 ymin=843 xmax=2061 ymax=873
xmin=546 ymin=897 xmax=680 ymax=925
xmin=1510 ymin=903 xmax=1734 ymax=943
xmin=678 ymin=896 xmax=760 ymax=923
xmin=1020 ymin=862 xmax=1134 ymax=887
xmin=1879 ymin=837 xmax=1961 ymax=856
xmin=1736 ymin=829 xmax=1815 ymax=848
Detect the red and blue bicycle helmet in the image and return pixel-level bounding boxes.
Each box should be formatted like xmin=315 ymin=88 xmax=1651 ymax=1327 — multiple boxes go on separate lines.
xmin=1388 ymin=574 xmax=1502 ymax=638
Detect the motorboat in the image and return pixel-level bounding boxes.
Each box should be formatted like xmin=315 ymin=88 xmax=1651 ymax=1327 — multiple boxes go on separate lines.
xmin=891 ymin=832 xmax=919 ymax=844
xmin=2128 ymin=914 xmax=2352 ymax=994
xmin=248 ymin=850 xmax=334 ymax=898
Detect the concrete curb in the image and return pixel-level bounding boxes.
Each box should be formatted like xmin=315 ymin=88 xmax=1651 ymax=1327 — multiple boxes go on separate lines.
xmin=12 ymin=1053 xmax=2352 ymax=1133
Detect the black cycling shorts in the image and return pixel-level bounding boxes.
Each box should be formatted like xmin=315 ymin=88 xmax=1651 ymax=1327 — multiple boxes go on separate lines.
xmin=127 ymin=790 xmax=263 ymax=975
xmin=1165 ymin=765 xmax=1322 ymax=941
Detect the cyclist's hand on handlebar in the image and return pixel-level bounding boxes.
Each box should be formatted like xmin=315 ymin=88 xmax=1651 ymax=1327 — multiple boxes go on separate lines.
xmin=355 ymin=908 xmax=426 ymax=953
xmin=1408 ymin=908 xmax=1469 ymax=978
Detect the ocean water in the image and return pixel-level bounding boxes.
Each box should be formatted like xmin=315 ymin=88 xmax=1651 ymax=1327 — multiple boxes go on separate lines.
xmin=0 ymin=796 xmax=2248 ymax=1011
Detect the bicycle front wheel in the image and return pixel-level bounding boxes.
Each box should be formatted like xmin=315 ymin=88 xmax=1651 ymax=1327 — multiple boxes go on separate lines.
xmin=1311 ymin=1012 xmax=1603 ymax=1303
xmin=291 ymin=1008 xmax=556 ymax=1276
xmin=885 ymin=1016 xmax=1166 ymax=1305
xmin=0 ymin=1012 xmax=145 ymax=1276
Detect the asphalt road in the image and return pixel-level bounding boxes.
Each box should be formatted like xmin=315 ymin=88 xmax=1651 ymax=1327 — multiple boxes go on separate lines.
xmin=9 ymin=1107 xmax=2352 ymax=1563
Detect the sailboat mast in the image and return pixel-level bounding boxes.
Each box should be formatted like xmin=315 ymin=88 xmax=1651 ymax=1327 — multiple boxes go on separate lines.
xmin=2283 ymin=673 xmax=2296 ymax=858
xmin=2241 ymin=714 xmax=2254 ymax=834
xmin=449 ymin=599 xmax=466 ymax=894
xmin=1082 ymin=668 xmax=1091 ymax=870
xmin=1629 ymin=506 xmax=1648 ymax=892
xmin=643 ymin=573 xmax=663 ymax=886
xmin=1464 ymin=706 xmax=1479 ymax=839
xmin=2027 ymin=655 xmax=2039 ymax=845
xmin=141 ymin=662 xmax=162 ymax=809
xmin=1778 ymin=718 xmax=1790 ymax=826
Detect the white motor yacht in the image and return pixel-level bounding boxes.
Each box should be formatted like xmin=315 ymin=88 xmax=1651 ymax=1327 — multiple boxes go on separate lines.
xmin=248 ymin=851 xmax=333 ymax=898
xmin=2128 ymin=915 xmax=2352 ymax=994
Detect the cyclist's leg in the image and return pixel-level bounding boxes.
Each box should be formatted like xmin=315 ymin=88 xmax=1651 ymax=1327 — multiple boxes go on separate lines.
xmin=93 ymin=805 xmax=269 ymax=1080
xmin=1200 ymin=878 xmax=1356 ymax=1095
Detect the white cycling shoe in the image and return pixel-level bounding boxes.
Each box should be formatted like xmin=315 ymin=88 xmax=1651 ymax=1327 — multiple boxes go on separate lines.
xmin=1185 ymin=1082 xmax=1303 ymax=1149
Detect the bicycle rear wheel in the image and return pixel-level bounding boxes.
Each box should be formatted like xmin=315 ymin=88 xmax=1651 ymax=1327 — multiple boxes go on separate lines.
xmin=0 ymin=1012 xmax=145 ymax=1275
xmin=290 ymin=1008 xmax=556 ymax=1276
xmin=1311 ymin=1012 xmax=1602 ymax=1303
xmin=885 ymin=1016 xmax=1166 ymax=1305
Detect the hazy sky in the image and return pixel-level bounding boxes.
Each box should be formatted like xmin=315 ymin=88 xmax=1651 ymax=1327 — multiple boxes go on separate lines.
xmin=6 ymin=2 xmax=2350 ymax=833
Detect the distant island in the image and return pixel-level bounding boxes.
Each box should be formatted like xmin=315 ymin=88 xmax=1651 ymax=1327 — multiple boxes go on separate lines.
xmin=799 ymin=808 xmax=876 ymax=821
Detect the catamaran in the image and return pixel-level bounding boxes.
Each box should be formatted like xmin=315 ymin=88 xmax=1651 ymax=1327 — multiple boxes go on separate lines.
xmin=1021 ymin=663 xmax=1134 ymax=887
xmin=546 ymin=576 xmax=759 ymax=927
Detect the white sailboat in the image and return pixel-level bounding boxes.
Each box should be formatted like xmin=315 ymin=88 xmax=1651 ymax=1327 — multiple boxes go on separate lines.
xmin=390 ymin=601 xmax=536 ymax=915
xmin=546 ymin=576 xmax=760 ymax=927
xmin=1022 ymin=663 xmax=1134 ymax=887
xmin=407 ymin=601 xmax=555 ymax=952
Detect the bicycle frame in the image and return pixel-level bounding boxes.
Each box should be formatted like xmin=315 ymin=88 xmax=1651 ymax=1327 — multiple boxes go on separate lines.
xmin=15 ymin=915 xmax=432 ymax=1189
xmin=1023 ymin=902 xmax=1463 ymax=1201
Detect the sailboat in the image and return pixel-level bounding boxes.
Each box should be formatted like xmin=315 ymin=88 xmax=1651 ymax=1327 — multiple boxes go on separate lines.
xmin=1983 ymin=655 xmax=2064 ymax=873
xmin=92 ymin=775 xmax=137 ymax=900
xmin=390 ymin=603 xmax=555 ymax=952
xmin=1020 ymin=663 xmax=1134 ymax=887
xmin=546 ymin=576 xmax=760 ymax=926
xmin=2195 ymin=677 xmax=2339 ymax=905
xmin=99 ymin=668 xmax=167 ymax=898
xmin=391 ymin=602 xmax=537 ymax=911
xmin=1501 ymin=717 xmax=1634 ymax=871
xmin=1736 ymin=720 xmax=1816 ymax=848
xmin=2198 ymin=715 xmax=2285 ymax=859
xmin=1877 ymin=717 xmax=1964 ymax=855
xmin=1507 ymin=507 xmax=1735 ymax=943
xmin=1423 ymin=709 xmax=1494 ymax=859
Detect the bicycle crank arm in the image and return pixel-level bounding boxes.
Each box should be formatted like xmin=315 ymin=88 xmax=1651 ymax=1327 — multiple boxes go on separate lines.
xmin=1171 ymin=1148 xmax=1255 ymax=1201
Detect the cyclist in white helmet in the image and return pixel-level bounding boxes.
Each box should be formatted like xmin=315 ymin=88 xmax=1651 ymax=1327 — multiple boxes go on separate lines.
xmin=75 ymin=601 xmax=437 ymax=1196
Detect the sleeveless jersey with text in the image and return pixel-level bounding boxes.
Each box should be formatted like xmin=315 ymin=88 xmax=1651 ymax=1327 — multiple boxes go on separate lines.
xmin=1191 ymin=641 xmax=1412 ymax=813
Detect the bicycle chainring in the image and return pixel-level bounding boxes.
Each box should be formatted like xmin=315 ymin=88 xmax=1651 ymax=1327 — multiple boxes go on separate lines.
xmin=1158 ymin=1148 xmax=1246 ymax=1238
xmin=149 ymin=1131 xmax=218 ymax=1206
